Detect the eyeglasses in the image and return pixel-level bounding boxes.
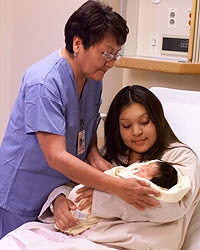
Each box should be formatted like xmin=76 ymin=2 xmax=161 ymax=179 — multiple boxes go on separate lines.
xmin=101 ymin=51 xmax=122 ymax=61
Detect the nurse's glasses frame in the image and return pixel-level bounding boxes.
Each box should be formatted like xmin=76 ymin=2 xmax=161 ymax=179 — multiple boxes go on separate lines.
xmin=101 ymin=51 xmax=122 ymax=61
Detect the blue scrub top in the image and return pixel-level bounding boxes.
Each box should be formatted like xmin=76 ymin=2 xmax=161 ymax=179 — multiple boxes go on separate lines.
xmin=0 ymin=50 xmax=102 ymax=217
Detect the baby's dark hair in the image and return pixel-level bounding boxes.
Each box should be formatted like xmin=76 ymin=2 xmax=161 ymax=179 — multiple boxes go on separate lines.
xmin=151 ymin=161 xmax=178 ymax=189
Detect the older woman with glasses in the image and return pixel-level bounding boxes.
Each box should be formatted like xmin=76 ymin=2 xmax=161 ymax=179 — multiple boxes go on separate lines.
xmin=0 ymin=0 xmax=160 ymax=238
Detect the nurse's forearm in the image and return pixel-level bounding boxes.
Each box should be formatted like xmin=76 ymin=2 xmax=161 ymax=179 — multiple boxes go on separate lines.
xmin=36 ymin=131 xmax=119 ymax=194
xmin=51 ymin=151 xmax=160 ymax=210
xmin=51 ymin=148 xmax=121 ymax=196
xmin=37 ymin=132 xmax=160 ymax=209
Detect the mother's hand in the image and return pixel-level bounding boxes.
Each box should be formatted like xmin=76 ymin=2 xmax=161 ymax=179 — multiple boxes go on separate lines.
xmin=75 ymin=186 xmax=94 ymax=212
xmin=53 ymin=194 xmax=79 ymax=232
xmin=117 ymin=178 xmax=161 ymax=211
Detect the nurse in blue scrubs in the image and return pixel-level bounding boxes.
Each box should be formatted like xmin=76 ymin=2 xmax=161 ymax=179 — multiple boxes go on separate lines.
xmin=0 ymin=0 xmax=159 ymax=238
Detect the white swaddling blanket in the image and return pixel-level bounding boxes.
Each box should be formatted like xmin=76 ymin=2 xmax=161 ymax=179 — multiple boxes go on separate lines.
xmin=63 ymin=160 xmax=191 ymax=235
xmin=111 ymin=160 xmax=191 ymax=203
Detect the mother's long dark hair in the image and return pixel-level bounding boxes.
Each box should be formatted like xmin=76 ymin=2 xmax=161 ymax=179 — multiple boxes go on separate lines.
xmin=104 ymin=85 xmax=180 ymax=165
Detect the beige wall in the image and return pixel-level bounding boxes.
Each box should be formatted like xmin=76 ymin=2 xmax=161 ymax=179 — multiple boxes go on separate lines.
xmin=0 ymin=0 xmax=122 ymax=143
xmin=0 ymin=0 xmax=12 ymax=144
xmin=122 ymin=0 xmax=200 ymax=90
xmin=1 ymin=0 xmax=200 ymax=144
xmin=1 ymin=0 xmax=85 ymax=142
xmin=121 ymin=69 xmax=200 ymax=91
xmin=123 ymin=0 xmax=200 ymax=90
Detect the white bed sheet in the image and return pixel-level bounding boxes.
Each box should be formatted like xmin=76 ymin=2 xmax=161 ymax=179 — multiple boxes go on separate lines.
xmin=0 ymin=222 xmax=117 ymax=250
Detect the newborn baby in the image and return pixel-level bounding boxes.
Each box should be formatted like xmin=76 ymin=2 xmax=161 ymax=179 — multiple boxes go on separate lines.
xmin=56 ymin=160 xmax=191 ymax=235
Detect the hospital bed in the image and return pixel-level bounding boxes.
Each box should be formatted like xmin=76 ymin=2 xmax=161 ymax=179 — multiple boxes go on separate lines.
xmin=0 ymin=87 xmax=199 ymax=249
xmin=150 ymin=87 xmax=200 ymax=250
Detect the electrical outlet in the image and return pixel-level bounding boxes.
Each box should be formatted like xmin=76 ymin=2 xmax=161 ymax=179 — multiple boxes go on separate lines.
xmin=187 ymin=9 xmax=192 ymax=29
xmin=168 ymin=8 xmax=177 ymax=29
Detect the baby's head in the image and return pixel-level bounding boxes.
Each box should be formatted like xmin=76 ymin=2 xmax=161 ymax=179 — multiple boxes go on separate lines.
xmin=137 ymin=161 xmax=178 ymax=189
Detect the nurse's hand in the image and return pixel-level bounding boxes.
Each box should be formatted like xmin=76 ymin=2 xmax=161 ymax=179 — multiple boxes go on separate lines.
xmin=53 ymin=194 xmax=79 ymax=232
xmin=87 ymin=150 xmax=112 ymax=171
xmin=116 ymin=177 xmax=160 ymax=211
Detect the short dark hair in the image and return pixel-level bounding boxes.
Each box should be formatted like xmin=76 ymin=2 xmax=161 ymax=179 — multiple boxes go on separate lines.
xmin=104 ymin=85 xmax=180 ymax=165
xmin=64 ymin=0 xmax=129 ymax=53
xmin=151 ymin=161 xmax=178 ymax=189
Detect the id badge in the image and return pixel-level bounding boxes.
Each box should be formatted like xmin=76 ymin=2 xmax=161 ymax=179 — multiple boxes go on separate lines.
xmin=77 ymin=130 xmax=86 ymax=155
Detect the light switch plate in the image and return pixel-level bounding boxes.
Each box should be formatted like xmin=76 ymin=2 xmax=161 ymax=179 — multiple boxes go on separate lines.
xmin=152 ymin=0 xmax=161 ymax=4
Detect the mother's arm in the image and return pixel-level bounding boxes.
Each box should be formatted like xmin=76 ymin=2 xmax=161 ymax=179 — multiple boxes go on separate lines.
xmin=92 ymin=188 xmax=191 ymax=223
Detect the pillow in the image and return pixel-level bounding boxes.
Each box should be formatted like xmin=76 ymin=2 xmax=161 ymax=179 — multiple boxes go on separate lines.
xmin=150 ymin=87 xmax=200 ymax=250
xmin=161 ymin=102 xmax=200 ymax=156
xmin=150 ymin=87 xmax=200 ymax=157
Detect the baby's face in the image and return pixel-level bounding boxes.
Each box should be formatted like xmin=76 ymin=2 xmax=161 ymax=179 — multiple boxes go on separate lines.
xmin=137 ymin=162 xmax=159 ymax=180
